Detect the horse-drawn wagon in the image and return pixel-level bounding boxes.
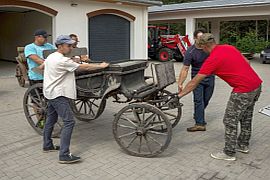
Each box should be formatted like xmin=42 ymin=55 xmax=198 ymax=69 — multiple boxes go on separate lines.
xmin=19 ymin=48 xmax=183 ymax=157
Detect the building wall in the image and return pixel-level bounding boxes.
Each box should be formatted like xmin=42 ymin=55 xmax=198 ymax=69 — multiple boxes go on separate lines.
xmin=0 ymin=11 xmax=52 ymax=61
xmin=26 ymin=0 xmax=149 ymax=59
xmin=149 ymin=5 xmax=270 ymax=43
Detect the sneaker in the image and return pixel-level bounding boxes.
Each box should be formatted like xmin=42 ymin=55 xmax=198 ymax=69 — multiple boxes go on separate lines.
xmin=187 ymin=125 xmax=206 ymax=132
xmin=210 ymin=151 xmax=236 ymax=161
xmin=43 ymin=145 xmax=60 ymax=153
xmin=59 ymin=153 xmax=81 ymax=164
xmin=236 ymin=145 xmax=249 ymax=154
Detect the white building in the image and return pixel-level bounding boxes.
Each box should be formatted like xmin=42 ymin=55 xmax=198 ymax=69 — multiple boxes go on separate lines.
xmin=0 ymin=0 xmax=161 ymax=62
xmin=149 ymin=0 xmax=270 ymax=43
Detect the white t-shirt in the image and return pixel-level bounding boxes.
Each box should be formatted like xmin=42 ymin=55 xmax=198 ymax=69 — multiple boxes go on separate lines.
xmin=43 ymin=51 xmax=80 ymax=100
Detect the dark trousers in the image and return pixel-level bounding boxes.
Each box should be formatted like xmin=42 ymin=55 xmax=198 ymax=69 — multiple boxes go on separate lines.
xmin=223 ymin=86 xmax=262 ymax=156
xmin=193 ymin=76 xmax=215 ymax=125
xmin=43 ymin=96 xmax=75 ymax=156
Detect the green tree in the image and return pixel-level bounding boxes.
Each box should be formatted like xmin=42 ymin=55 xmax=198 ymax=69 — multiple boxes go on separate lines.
xmin=235 ymin=31 xmax=269 ymax=53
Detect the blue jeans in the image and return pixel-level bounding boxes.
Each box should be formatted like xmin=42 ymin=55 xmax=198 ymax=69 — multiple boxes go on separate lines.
xmin=43 ymin=96 xmax=75 ymax=156
xmin=193 ymin=76 xmax=215 ymax=125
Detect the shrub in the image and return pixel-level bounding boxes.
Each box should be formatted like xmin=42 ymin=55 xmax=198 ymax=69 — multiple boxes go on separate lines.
xmin=222 ymin=31 xmax=270 ymax=53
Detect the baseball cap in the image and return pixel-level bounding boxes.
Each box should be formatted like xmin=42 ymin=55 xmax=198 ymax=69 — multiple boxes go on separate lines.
xmin=196 ymin=33 xmax=216 ymax=46
xmin=34 ymin=29 xmax=50 ymax=38
xmin=55 ymin=35 xmax=76 ymax=45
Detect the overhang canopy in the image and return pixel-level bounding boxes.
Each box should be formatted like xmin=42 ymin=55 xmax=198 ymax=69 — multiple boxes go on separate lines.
xmin=149 ymin=0 xmax=270 ymax=13
xmin=93 ymin=0 xmax=162 ymax=6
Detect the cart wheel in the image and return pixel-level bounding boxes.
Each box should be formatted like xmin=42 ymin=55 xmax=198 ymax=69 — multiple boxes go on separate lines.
xmin=70 ymin=98 xmax=106 ymax=122
xmin=150 ymin=90 xmax=182 ymax=132
xmin=15 ymin=64 xmax=25 ymax=87
xmin=113 ymin=103 xmax=172 ymax=157
xmin=23 ymin=83 xmax=62 ymax=137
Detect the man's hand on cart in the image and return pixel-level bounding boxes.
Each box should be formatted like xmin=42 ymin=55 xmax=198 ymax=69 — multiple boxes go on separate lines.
xmin=72 ymin=56 xmax=81 ymax=63
xmin=178 ymin=74 xmax=207 ymax=98
xmin=80 ymin=55 xmax=91 ymax=63
xmin=71 ymin=55 xmax=91 ymax=64
xmin=99 ymin=62 xmax=109 ymax=68
xmin=77 ymin=62 xmax=109 ymax=71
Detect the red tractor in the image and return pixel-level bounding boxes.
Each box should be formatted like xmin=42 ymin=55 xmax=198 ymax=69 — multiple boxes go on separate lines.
xmin=148 ymin=26 xmax=192 ymax=62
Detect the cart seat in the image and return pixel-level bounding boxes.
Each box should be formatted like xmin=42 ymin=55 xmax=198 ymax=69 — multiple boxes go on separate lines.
xmin=152 ymin=62 xmax=176 ymax=89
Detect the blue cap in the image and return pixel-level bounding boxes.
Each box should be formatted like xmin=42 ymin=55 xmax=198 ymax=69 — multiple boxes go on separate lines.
xmin=55 ymin=35 xmax=76 ymax=45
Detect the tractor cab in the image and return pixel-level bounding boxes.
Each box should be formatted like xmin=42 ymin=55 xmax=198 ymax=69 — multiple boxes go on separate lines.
xmin=148 ymin=26 xmax=168 ymax=51
xmin=148 ymin=26 xmax=191 ymax=62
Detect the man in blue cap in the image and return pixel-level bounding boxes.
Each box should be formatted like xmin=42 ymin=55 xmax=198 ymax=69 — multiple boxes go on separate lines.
xmin=43 ymin=35 xmax=109 ymax=164
xmin=24 ymin=29 xmax=55 ymax=128
xmin=25 ymin=29 xmax=55 ymax=84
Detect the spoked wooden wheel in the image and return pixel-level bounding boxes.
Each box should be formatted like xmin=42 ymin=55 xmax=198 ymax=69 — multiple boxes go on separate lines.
xmin=149 ymin=90 xmax=182 ymax=132
xmin=23 ymin=83 xmax=62 ymax=137
xmin=15 ymin=64 xmax=25 ymax=87
xmin=70 ymin=98 xmax=106 ymax=122
xmin=113 ymin=103 xmax=172 ymax=157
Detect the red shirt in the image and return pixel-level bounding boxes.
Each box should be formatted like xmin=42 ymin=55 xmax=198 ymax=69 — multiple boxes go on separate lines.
xmin=199 ymin=45 xmax=262 ymax=93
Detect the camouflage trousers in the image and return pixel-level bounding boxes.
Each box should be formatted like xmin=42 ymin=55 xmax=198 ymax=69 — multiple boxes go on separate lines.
xmin=223 ymin=85 xmax=262 ymax=156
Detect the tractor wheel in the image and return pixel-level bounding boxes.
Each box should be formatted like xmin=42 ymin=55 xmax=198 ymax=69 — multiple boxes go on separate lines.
xmin=158 ymin=48 xmax=173 ymax=62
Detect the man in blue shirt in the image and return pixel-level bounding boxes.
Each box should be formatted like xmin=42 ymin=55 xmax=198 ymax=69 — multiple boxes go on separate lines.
xmin=24 ymin=29 xmax=55 ymax=129
xmin=25 ymin=29 xmax=55 ymax=85
xmin=178 ymin=29 xmax=215 ymax=132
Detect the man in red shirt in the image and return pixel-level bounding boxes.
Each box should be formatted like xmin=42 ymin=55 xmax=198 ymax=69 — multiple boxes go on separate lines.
xmin=179 ymin=33 xmax=262 ymax=161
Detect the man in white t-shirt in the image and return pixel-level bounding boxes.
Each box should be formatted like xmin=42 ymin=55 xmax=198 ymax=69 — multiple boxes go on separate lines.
xmin=43 ymin=35 xmax=109 ymax=164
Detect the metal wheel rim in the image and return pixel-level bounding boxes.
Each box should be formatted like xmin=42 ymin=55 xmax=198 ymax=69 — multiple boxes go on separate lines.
xmin=150 ymin=90 xmax=182 ymax=132
xmin=23 ymin=83 xmax=62 ymax=137
xmin=70 ymin=98 xmax=106 ymax=122
xmin=113 ymin=103 xmax=172 ymax=157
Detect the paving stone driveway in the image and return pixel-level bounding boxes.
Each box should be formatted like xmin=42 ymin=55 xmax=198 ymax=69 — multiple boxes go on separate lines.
xmin=0 ymin=59 xmax=270 ymax=180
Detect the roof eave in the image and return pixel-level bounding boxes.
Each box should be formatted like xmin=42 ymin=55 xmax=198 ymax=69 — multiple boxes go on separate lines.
xmin=149 ymin=3 xmax=270 ymax=13
xmin=120 ymin=0 xmax=163 ymax=6
xmin=92 ymin=0 xmax=162 ymax=6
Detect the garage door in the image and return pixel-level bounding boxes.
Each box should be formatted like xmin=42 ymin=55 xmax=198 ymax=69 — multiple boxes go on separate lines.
xmin=89 ymin=14 xmax=130 ymax=62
